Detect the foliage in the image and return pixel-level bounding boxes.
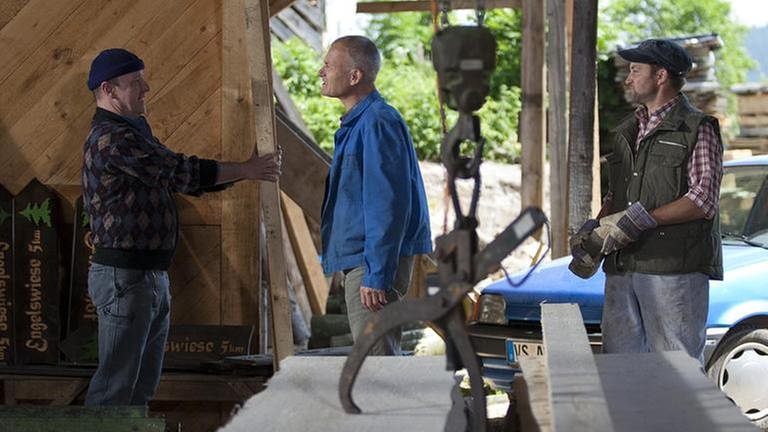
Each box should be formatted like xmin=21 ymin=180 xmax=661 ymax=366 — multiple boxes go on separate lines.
xmin=272 ymin=38 xmax=344 ymax=154
xmin=368 ymin=10 xmax=522 ymax=162
xmin=598 ymin=0 xmax=755 ymax=90
xmin=478 ymin=9 xmax=523 ymax=97
xmin=367 ymin=12 xmax=434 ymax=64
xmin=272 ymin=10 xmax=523 ymax=163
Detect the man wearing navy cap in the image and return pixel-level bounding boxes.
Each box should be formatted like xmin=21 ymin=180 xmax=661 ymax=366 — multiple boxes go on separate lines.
xmin=82 ymin=48 xmax=281 ymax=406
xmin=570 ymin=39 xmax=724 ymax=361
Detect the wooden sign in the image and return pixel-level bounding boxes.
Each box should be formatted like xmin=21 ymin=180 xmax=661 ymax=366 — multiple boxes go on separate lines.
xmin=13 ymin=179 xmax=60 ymax=365
xmin=0 ymin=186 xmax=13 ymax=365
xmin=163 ymin=325 xmax=254 ymax=369
xmin=61 ymin=196 xmax=97 ymax=364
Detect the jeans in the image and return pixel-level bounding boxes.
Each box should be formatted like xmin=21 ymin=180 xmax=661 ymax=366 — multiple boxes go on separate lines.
xmin=344 ymin=256 xmax=414 ymax=355
xmin=602 ymin=272 xmax=709 ymax=362
xmin=85 ymin=263 xmax=171 ymax=406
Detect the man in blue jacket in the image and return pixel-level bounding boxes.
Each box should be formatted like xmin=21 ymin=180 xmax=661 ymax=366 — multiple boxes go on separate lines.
xmin=319 ymin=36 xmax=432 ymax=355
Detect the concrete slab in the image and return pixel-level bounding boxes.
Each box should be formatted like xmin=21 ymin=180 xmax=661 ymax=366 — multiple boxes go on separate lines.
xmin=218 ymin=355 xmax=457 ymax=431
xmin=596 ymin=351 xmax=756 ymax=432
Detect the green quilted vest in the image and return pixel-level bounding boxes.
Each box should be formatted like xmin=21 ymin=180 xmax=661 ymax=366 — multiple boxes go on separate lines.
xmin=603 ymin=96 xmax=723 ymax=280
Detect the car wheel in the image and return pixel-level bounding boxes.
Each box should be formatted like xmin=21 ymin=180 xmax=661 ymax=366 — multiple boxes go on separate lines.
xmin=706 ymin=326 xmax=768 ymax=428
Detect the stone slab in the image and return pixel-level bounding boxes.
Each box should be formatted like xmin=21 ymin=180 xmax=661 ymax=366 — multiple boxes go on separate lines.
xmin=219 ymin=355 xmax=456 ymax=431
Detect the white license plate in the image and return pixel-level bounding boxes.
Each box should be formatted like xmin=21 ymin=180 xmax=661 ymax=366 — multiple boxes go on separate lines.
xmin=505 ymin=339 xmax=544 ymax=364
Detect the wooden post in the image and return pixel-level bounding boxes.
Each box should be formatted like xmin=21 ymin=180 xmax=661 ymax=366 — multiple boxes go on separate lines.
xmin=243 ymin=0 xmax=294 ymax=368
xmin=567 ymin=0 xmax=598 ymax=235
xmin=547 ymin=0 xmax=569 ymax=258
xmin=221 ymin=0 xmax=261 ymax=334
xmin=520 ymin=0 xmax=546 ymax=214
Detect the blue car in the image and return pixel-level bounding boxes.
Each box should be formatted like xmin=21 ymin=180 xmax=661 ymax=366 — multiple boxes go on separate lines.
xmin=468 ymin=155 xmax=768 ymax=428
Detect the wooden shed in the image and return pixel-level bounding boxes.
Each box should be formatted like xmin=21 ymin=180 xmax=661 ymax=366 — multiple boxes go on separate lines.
xmin=1 ymin=0 xmax=329 ymax=332
xmin=0 ymin=0 xmax=330 ymax=428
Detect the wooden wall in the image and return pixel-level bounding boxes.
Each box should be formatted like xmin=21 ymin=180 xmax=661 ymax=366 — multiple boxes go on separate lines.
xmin=0 ymin=0 xmax=307 ymax=331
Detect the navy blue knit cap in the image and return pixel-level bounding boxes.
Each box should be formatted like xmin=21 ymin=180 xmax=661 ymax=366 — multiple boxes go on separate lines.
xmin=87 ymin=48 xmax=145 ymax=90
xmin=618 ymin=39 xmax=692 ymax=76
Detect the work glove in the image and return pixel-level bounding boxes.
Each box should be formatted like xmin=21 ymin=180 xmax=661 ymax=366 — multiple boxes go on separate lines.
xmin=568 ymin=220 xmax=604 ymax=279
xmin=569 ymin=219 xmax=599 ymax=255
xmin=594 ymin=202 xmax=657 ymax=255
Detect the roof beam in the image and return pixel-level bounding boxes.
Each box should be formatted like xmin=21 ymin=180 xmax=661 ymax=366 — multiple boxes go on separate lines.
xmin=356 ymin=0 xmax=520 ymax=14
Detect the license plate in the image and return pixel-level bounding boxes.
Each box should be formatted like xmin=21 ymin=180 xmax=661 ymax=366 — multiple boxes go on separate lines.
xmin=505 ymin=339 xmax=544 ymax=364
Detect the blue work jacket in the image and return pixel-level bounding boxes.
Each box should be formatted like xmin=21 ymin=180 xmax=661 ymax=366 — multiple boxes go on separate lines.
xmin=320 ymin=91 xmax=432 ymax=290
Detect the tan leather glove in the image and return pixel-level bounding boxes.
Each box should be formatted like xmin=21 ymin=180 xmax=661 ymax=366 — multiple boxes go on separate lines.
xmin=594 ymin=202 xmax=657 ymax=255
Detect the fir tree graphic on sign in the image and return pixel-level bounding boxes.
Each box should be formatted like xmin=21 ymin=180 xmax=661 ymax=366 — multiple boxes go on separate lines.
xmin=0 ymin=205 xmax=9 ymax=227
xmin=81 ymin=207 xmax=90 ymax=228
xmin=18 ymin=198 xmax=52 ymax=228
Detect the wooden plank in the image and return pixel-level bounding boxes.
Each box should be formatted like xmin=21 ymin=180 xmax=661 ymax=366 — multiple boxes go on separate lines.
xmin=268 ymin=0 xmax=296 ymax=17
xmin=566 ymin=0 xmax=598 ymax=235
xmin=0 ymin=0 xmax=85 ymax=85
xmin=273 ymin=71 xmax=314 ymax=140
xmin=596 ymin=351 xmax=755 ymax=432
xmin=279 ymin=205 xmax=313 ymax=323
xmin=0 ymin=0 xmax=155 ymax=137
xmin=738 ymin=114 xmax=768 ymax=127
xmin=42 ymin=3 xmax=220 ymax=189
xmin=0 ymin=0 xmax=198 ymax=193
xmin=356 ymin=0 xmax=521 ymax=13
xmin=520 ymin=0 xmax=545 ymax=214
xmin=221 ymin=0 xmax=261 ymax=332
xmin=541 ymin=303 xmax=612 ymax=432
xmin=547 ymin=0 xmax=569 ymax=258
xmin=0 ymin=185 xmax=13 ymax=365
xmin=169 ymin=226 xmax=222 ymax=325
xmin=13 ymin=179 xmax=61 ymax=365
xmin=281 ymin=193 xmax=328 ymax=315
xmin=219 ymin=356 xmax=456 ymax=431
xmin=272 ymin=7 xmax=322 ymax=52
xmin=517 ymin=357 xmax=551 ymax=432
xmin=737 ymin=94 xmax=768 ymax=115
xmin=244 ymin=0 xmax=295 ymax=367
xmin=276 ymin=110 xmax=330 ymax=224
xmin=292 ymin=1 xmax=325 ymax=31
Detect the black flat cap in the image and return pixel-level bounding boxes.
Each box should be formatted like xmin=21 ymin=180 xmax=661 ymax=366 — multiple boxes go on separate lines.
xmin=618 ymin=39 xmax=692 ymax=76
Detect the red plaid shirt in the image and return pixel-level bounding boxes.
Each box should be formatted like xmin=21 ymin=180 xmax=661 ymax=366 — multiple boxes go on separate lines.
xmin=632 ymin=95 xmax=723 ymax=219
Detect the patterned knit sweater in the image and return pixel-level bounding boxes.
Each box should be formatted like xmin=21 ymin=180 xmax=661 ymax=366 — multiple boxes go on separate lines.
xmin=82 ymin=108 xmax=220 ymax=270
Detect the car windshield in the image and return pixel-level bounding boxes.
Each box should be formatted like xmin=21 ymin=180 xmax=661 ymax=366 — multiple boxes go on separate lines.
xmin=719 ymin=164 xmax=768 ymax=248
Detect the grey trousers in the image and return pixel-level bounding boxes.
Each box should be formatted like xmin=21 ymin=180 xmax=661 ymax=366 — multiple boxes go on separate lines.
xmin=343 ymin=255 xmax=414 ymax=355
xmin=602 ymin=272 xmax=709 ymax=362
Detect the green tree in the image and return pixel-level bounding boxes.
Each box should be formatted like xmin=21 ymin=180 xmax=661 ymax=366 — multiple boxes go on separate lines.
xmin=272 ymin=38 xmax=344 ymax=154
xmin=273 ymin=10 xmax=523 ymax=163
xmin=598 ymin=0 xmax=754 ymax=90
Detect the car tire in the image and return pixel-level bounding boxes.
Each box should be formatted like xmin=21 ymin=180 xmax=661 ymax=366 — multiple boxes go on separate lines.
xmin=706 ymin=325 xmax=768 ymax=429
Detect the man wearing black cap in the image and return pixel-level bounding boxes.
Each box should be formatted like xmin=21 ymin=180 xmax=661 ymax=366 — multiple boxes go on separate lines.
xmin=82 ymin=48 xmax=281 ymax=406
xmin=570 ymin=39 xmax=723 ymax=362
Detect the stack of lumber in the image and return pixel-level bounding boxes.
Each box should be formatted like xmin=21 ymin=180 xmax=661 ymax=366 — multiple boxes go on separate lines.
xmin=515 ymin=303 xmax=755 ymax=432
xmin=731 ymin=82 xmax=768 ymax=155
xmin=614 ymin=34 xmax=728 ymax=125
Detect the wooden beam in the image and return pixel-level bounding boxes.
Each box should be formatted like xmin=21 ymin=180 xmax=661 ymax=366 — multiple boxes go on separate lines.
xmin=520 ymin=0 xmax=545 ymax=213
xmin=567 ymin=0 xmax=598 ymax=234
xmin=547 ymin=0 xmax=569 ymax=258
xmin=541 ymin=303 xmax=612 ymax=431
xmin=268 ymin=0 xmax=295 ymax=17
xmin=273 ymin=70 xmax=314 ymax=140
xmin=356 ymin=0 xmax=520 ymax=13
xmin=221 ymin=0 xmax=260 ymax=328
xmin=281 ymin=192 xmax=329 ymax=315
xmin=280 ymin=199 xmax=313 ymax=322
xmin=275 ymin=109 xmax=330 ymax=224
xmin=243 ymin=0 xmax=294 ymax=368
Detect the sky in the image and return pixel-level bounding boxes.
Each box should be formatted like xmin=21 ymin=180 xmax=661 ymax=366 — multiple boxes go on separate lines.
xmin=729 ymin=0 xmax=768 ymax=28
